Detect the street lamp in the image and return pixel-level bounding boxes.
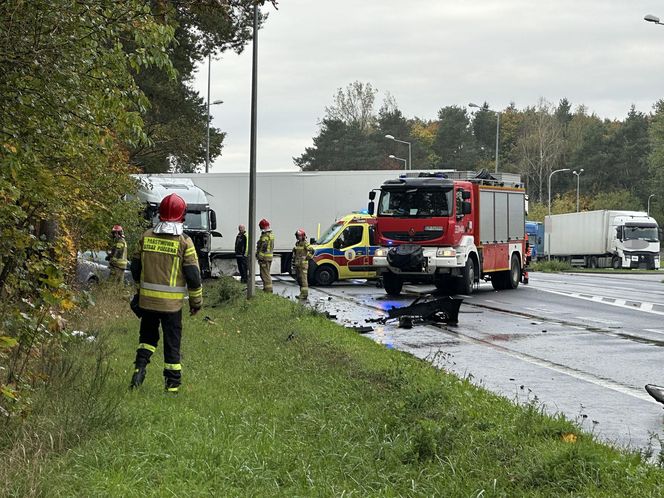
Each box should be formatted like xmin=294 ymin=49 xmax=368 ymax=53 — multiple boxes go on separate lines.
xmin=389 ymin=154 xmax=407 ymax=170
xmin=644 ymin=14 xmax=664 ymax=25
xmin=548 ymin=168 xmax=571 ymax=215
xmin=385 ymin=135 xmax=412 ymax=170
xmin=547 ymin=167 xmax=571 ymax=260
xmin=469 ymin=102 xmax=500 ymax=173
xmin=648 ymin=194 xmax=655 ymax=215
xmin=572 ymin=169 xmax=584 ymax=212
xmin=205 ymin=53 xmax=224 ymax=173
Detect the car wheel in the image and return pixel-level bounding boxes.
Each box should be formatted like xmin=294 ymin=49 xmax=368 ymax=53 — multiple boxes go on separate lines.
xmin=314 ymin=265 xmax=336 ymax=286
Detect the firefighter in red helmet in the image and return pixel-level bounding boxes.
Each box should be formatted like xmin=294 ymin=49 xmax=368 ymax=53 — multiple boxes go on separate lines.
xmin=292 ymin=228 xmax=314 ymax=300
xmin=106 ymin=224 xmax=128 ymax=283
xmin=129 ymin=193 xmax=203 ymax=393
xmin=256 ymin=218 xmax=274 ymax=293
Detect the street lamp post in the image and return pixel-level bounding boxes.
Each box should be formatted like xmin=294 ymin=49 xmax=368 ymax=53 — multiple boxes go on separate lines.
xmin=469 ymin=102 xmax=500 ymax=173
xmin=644 ymin=14 xmax=664 ymax=26
xmin=648 ymin=194 xmax=655 ymax=216
xmin=572 ymin=169 xmax=584 ymax=212
xmin=547 ymin=168 xmax=571 ymax=260
xmin=205 ymin=54 xmax=224 ymax=173
xmin=388 ymin=154 xmax=407 ymax=170
xmin=385 ymin=135 xmax=412 ymax=170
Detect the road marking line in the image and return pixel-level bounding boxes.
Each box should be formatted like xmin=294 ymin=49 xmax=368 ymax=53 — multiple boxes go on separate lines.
xmin=537 ymin=288 xmax=664 ymax=316
xmin=644 ymin=329 xmax=664 ymax=335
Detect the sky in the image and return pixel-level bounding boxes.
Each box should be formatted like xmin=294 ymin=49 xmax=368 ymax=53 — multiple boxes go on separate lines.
xmin=192 ymin=0 xmax=664 ymax=172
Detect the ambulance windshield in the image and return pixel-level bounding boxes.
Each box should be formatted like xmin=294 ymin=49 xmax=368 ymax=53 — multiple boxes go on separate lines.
xmin=317 ymin=222 xmax=344 ymax=245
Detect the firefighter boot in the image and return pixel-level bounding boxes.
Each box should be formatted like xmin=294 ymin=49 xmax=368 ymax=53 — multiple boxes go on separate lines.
xmin=130 ymin=366 xmax=147 ymax=389
xmin=165 ymin=382 xmax=180 ymax=394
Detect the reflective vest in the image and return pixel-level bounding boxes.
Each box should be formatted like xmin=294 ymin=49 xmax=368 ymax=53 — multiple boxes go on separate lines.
xmin=110 ymin=238 xmax=128 ymax=270
xmin=135 ymin=229 xmax=203 ymax=313
xmin=292 ymin=240 xmax=314 ymax=267
xmin=257 ymin=231 xmax=274 ymax=262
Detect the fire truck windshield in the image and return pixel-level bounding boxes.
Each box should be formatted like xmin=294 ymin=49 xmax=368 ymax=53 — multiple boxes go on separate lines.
xmin=378 ymin=188 xmax=454 ymax=218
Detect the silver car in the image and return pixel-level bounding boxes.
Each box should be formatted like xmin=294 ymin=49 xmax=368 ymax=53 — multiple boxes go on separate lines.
xmin=76 ymin=251 xmax=132 ymax=286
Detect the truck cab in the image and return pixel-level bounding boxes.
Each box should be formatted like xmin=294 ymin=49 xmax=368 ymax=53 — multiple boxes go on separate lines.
xmin=308 ymin=213 xmax=378 ymax=285
xmin=611 ymin=213 xmax=660 ymax=269
xmin=135 ymin=176 xmax=220 ymax=278
xmin=525 ymin=221 xmax=544 ymax=261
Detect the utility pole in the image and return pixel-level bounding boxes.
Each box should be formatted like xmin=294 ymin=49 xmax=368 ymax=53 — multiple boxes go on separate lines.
xmin=247 ymin=3 xmax=259 ymax=298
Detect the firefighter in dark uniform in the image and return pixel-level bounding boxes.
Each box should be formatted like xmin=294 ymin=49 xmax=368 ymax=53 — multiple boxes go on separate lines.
xmin=235 ymin=224 xmax=248 ymax=283
xmin=256 ymin=218 xmax=274 ymax=293
xmin=292 ymin=228 xmax=314 ymax=300
xmin=107 ymin=224 xmax=128 ymax=283
xmin=129 ymin=193 xmax=203 ymax=393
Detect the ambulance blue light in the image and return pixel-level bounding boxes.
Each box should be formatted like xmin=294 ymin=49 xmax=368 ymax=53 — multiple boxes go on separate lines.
xmin=358 ymin=209 xmax=369 ymax=214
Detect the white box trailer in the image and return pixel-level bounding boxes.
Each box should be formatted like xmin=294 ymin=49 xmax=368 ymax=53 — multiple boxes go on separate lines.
xmin=146 ymin=170 xmax=435 ymax=274
xmin=544 ymin=210 xmax=660 ymax=269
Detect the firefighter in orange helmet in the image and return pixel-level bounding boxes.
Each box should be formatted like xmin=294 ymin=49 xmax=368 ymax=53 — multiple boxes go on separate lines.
xmin=129 ymin=193 xmax=203 ymax=393
xmin=107 ymin=224 xmax=128 ymax=283
xmin=256 ymin=218 xmax=274 ymax=293
xmin=292 ymin=228 xmax=314 ymax=300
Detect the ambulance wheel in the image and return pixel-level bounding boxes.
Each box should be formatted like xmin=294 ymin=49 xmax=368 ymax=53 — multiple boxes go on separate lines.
xmin=314 ymin=265 xmax=337 ymax=286
xmin=507 ymin=254 xmax=521 ymax=289
xmin=457 ymin=258 xmax=476 ymax=295
xmin=382 ymin=272 xmax=403 ymax=296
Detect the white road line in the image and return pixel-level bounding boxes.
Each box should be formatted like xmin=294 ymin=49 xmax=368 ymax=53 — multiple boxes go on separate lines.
xmin=537 ymin=288 xmax=664 ymax=316
xmin=644 ymin=328 xmax=664 ymax=335
xmin=433 ymin=326 xmax=660 ymax=405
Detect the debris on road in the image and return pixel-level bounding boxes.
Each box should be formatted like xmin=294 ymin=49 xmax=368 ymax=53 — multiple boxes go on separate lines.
xmin=368 ymin=295 xmax=464 ymax=326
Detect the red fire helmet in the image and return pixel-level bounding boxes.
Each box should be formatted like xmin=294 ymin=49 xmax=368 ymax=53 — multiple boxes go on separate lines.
xmin=295 ymin=228 xmax=306 ymax=239
xmin=112 ymin=224 xmax=123 ymax=232
xmin=159 ymin=193 xmax=187 ymax=222
xmin=259 ymin=218 xmax=270 ymax=230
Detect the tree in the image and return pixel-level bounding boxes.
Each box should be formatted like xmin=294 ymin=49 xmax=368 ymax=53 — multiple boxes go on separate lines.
xmin=324 ymin=81 xmax=378 ymax=133
xmin=130 ymin=1 xmax=277 ymax=173
xmin=433 ymin=106 xmax=479 ymax=169
xmin=515 ymin=99 xmax=564 ymax=202
xmin=647 ymin=100 xmax=664 ymax=224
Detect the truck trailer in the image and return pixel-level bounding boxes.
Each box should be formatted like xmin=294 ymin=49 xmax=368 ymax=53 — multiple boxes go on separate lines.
xmin=138 ymin=170 xmax=430 ymax=278
xmin=370 ymin=171 xmax=527 ymax=296
xmin=543 ymin=210 xmax=660 ymax=269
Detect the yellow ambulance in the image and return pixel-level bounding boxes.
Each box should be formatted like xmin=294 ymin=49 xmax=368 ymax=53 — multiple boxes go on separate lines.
xmin=308 ymin=213 xmax=379 ymax=285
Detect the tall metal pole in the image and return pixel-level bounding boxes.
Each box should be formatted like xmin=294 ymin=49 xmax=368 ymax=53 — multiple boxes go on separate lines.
xmin=407 ymin=142 xmax=412 ymax=170
xmin=494 ymin=112 xmax=500 ymax=173
xmin=576 ymin=174 xmax=580 ymax=212
xmin=205 ymin=53 xmax=211 ymax=174
xmin=247 ymin=3 xmax=259 ymax=298
xmin=547 ymin=168 xmax=570 ymax=259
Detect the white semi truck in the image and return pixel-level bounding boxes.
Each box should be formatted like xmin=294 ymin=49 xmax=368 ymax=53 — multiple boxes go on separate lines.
xmin=137 ymin=170 xmax=428 ymax=276
xmin=543 ymin=210 xmax=660 ymax=269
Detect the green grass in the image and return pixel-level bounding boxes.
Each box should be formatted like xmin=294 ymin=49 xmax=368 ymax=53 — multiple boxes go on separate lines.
xmin=4 ymin=278 xmax=664 ymax=496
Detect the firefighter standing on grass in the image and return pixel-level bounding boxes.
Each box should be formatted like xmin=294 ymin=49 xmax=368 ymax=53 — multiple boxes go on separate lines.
xmin=292 ymin=229 xmax=314 ymax=300
xmin=256 ymin=219 xmax=274 ymax=293
xmin=129 ymin=193 xmax=203 ymax=393
xmin=107 ymin=225 xmax=128 ymax=283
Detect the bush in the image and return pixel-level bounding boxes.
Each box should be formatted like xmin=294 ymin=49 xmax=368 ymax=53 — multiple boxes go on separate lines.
xmin=207 ymin=276 xmax=245 ymax=307
xmin=531 ymin=259 xmax=573 ymax=272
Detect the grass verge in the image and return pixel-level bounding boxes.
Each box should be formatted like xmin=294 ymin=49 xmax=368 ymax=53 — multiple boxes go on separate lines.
xmin=4 ymin=278 xmax=664 ymax=496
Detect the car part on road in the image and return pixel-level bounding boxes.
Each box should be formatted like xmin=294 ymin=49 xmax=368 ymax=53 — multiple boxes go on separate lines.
xmin=368 ymin=295 xmax=464 ymax=326
xmin=645 ymin=384 xmax=664 ymax=405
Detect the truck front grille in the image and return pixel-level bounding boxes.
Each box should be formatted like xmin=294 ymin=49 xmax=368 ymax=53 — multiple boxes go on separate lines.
xmin=383 ymin=231 xmax=443 ymax=242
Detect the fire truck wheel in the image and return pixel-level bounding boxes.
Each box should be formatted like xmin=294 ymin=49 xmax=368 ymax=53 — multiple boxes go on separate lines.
xmin=314 ymin=265 xmax=337 ymax=286
xmin=507 ymin=254 xmax=521 ymax=289
xmin=382 ymin=272 xmax=403 ymax=296
xmin=458 ymin=258 xmax=476 ymax=295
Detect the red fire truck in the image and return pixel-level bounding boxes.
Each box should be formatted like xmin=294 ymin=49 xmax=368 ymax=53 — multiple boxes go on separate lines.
xmin=368 ymin=171 xmax=527 ymax=296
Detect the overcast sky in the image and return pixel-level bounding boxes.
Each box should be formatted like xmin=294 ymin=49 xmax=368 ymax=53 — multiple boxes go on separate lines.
xmin=192 ymin=0 xmax=664 ymax=172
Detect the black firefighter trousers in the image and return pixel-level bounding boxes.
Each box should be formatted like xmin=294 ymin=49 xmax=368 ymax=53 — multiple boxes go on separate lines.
xmin=134 ymin=309 xmax=183 ymax=388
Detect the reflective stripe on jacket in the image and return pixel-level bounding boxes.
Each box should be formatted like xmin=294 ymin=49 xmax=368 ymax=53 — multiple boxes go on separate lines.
xmin=132 ymin=229 xmax=203 ymax=313
xmin=256 ymin=231 xmax=274 ymax=262
xmin=109 ymin=238 xmax=128 ymax=270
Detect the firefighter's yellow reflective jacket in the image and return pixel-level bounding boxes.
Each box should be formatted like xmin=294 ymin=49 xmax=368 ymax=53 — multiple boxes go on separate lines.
xmin=130 ymin=229 xmax=203 ymax=313
xmin=256 ymin=231 xmax=275 ymax=262
xmin=292 ymin=240 xmax=314 ymax=268
xmin=109 ymin=238 xmax=128 ymax=270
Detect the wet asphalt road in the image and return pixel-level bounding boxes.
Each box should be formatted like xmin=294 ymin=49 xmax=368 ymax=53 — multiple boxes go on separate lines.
xmin=271 ymin=271 xmax=664 ymax=452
